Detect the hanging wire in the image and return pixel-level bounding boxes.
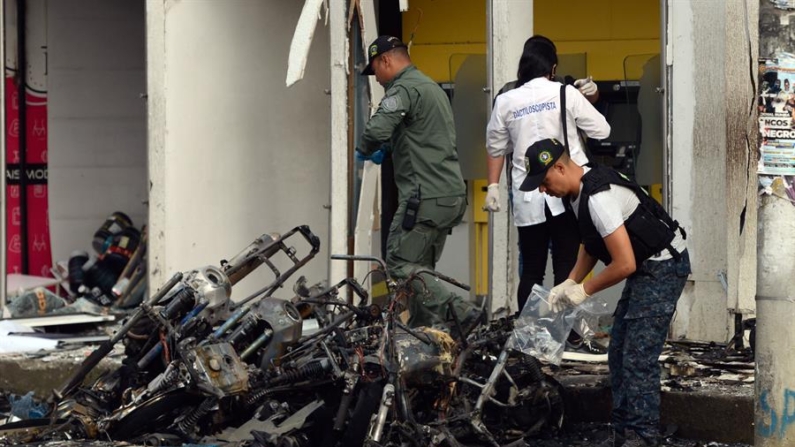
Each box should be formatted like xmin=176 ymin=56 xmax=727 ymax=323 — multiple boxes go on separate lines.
xmin=406 ymin=8 xmax=423 ymax=51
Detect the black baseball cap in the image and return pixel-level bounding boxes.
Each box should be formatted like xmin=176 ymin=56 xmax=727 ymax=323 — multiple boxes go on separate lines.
xmin=518 ymin=138 xmax=566 ymax=192
xmin=361 ymin=36 xmax=408 ymax=75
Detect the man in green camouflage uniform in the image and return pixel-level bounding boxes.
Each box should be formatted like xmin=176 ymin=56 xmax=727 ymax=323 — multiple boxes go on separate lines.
xmin=358 ymin=36 xmax=478 ymax=329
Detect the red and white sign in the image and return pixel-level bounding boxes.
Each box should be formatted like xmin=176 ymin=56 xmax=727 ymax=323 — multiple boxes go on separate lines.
xmin=5 ymin=1 xmax=52 ymax=275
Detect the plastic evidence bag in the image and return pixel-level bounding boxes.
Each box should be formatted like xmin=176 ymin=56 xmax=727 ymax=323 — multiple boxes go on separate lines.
xmin=510 ymin=284 xmax=612 ymax=365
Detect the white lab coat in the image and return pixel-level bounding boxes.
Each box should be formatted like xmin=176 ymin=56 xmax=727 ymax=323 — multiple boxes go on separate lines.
xmin=486 ymin=77 xmax=611 ymax=227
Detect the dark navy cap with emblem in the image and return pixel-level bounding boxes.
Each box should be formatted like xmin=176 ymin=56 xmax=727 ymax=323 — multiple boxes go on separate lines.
xmin=519 ymin=138 xmax=566 ymax=192
xmin=362 ymin=36 xmax=408 ymax=75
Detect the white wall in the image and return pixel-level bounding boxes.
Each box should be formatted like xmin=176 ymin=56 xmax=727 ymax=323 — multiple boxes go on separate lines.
xmin=48 ymin=0 xmax=147 ymax=263
xmin=147 ymin=1 xmax=331 ymax=298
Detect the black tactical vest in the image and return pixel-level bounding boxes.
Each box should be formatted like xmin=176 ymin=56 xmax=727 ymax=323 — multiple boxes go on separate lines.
xmin=574 ymin=166 xmax=685 ymax=265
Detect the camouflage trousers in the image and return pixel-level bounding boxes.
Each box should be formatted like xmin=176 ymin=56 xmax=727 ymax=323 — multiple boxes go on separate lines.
xmin=609 ymin=249 xmax=691 ymax=442
xmin=387 ymin=195 xmax=477 ymax=328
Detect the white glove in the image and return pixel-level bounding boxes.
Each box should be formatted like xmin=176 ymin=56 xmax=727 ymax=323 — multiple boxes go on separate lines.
xmin=483 ymin=183 xmax=500 ymax=212
xmin=548 ymin=279 xmax=577 ymax=313
xmin=574 ymin=76 xmax=597 ymax=97
xmin=561 ymin=283 xmax=590 ymax=307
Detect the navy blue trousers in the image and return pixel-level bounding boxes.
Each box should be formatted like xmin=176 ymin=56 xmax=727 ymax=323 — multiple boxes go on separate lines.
xmin=609 ymin=250 xmax=691 ymax=442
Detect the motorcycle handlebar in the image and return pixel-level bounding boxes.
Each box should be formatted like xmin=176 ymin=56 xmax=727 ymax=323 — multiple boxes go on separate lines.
xmin=330 ymin=254 xmax=388 ymax=274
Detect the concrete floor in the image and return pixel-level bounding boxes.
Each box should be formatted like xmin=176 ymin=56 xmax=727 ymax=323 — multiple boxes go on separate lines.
xmin=530 ymin=422 xmax=750 ymax=447
xmin=560 ymin=374 xmax=753 ymax=445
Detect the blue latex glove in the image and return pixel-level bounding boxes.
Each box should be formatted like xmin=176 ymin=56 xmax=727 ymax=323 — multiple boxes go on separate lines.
xmin=370 ymin=148 xmax=386 ymax=165
xmin=355 ymin=150 xmax=370 ymax=162
xmin=355 ymin=145 xmax=388 ymax=165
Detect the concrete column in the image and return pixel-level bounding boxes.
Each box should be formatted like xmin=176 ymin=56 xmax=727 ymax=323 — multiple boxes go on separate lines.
xmin=328 ymin=0 xmax=349 ymax=283
xmin=487 ymin=0 xmax=532 ymax=315
xmin=146 ymin=0 xmax=167 ymax=289
xmin=668 ymin=0 xmax=732 ymax=342
xmin=724 ymin=0 xmax=759 ymax=319
xmin=756 ymin=195 xmax=795 ymax=445
xmin=756 ymin=0 xmax=795 ymax=442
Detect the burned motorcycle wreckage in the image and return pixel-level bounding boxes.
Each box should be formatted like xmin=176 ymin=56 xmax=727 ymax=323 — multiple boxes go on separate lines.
xmin=336 ymin=257 xmax=565 ymax=447
xmin=0 ymin=229 xmax=565 ymax=447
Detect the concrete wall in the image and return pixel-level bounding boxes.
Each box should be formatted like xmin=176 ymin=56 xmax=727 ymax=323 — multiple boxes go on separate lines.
xmin=48 ymin=0 xmax=148 ymax=263
xmin=147 ymin=1 xmax=331 ymax=298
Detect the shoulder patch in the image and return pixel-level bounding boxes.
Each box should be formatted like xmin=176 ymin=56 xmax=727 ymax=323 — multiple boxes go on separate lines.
xmin=382 ymin=95 xmax=402 ymax=112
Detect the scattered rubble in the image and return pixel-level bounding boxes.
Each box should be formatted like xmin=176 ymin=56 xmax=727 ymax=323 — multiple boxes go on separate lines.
xmin=553 ymin=338 xmax=754 ymax=395
xmin=0 ymin=227 xmax=756 ymax=446
xmin=0 ymin=227 xmax=565 ymax=447
xmin=659 ymin=340 xmax=754 ymax=395
xmin=5 ymin=211 xmax=146 ymax=321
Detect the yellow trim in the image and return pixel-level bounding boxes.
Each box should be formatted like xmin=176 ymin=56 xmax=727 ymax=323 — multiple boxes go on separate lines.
xmin=475 ymin=221 xmax=489 ymax=296
xmin=401 ymin=0 xmax=486 ymax=82
xmin=472 ymin=180 xmax=489 ymax=224
xmin=402 ymin=0 xmax=661 ymax=82
xmin=649 ymin=183 xmax=663 ymax=205
xmin=473 ymin=180 xmax=489 ymax=296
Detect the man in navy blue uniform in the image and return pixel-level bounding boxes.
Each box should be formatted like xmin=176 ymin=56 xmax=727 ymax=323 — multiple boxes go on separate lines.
xmin=519 ymin=138 xmax=690 ymax=447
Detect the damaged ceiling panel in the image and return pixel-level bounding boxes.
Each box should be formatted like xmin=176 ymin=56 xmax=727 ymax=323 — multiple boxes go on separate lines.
xmin=286 ymin=0 xmax=327 ymax=87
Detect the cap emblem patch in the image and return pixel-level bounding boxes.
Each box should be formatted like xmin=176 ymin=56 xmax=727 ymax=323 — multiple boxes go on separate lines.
xmin=539 ymin=151 xmax=553 ymax=166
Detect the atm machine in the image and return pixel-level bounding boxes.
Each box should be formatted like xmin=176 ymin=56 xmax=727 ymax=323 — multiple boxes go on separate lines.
xmin=587 ymin=80 xmax=642 ymax=179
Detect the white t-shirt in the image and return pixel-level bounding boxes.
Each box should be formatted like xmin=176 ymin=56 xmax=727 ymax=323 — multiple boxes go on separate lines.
xmin=570 ymin=167 xmax=686 ymax=262
xmin=486 ymin=77 xmax=611 ymax=227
